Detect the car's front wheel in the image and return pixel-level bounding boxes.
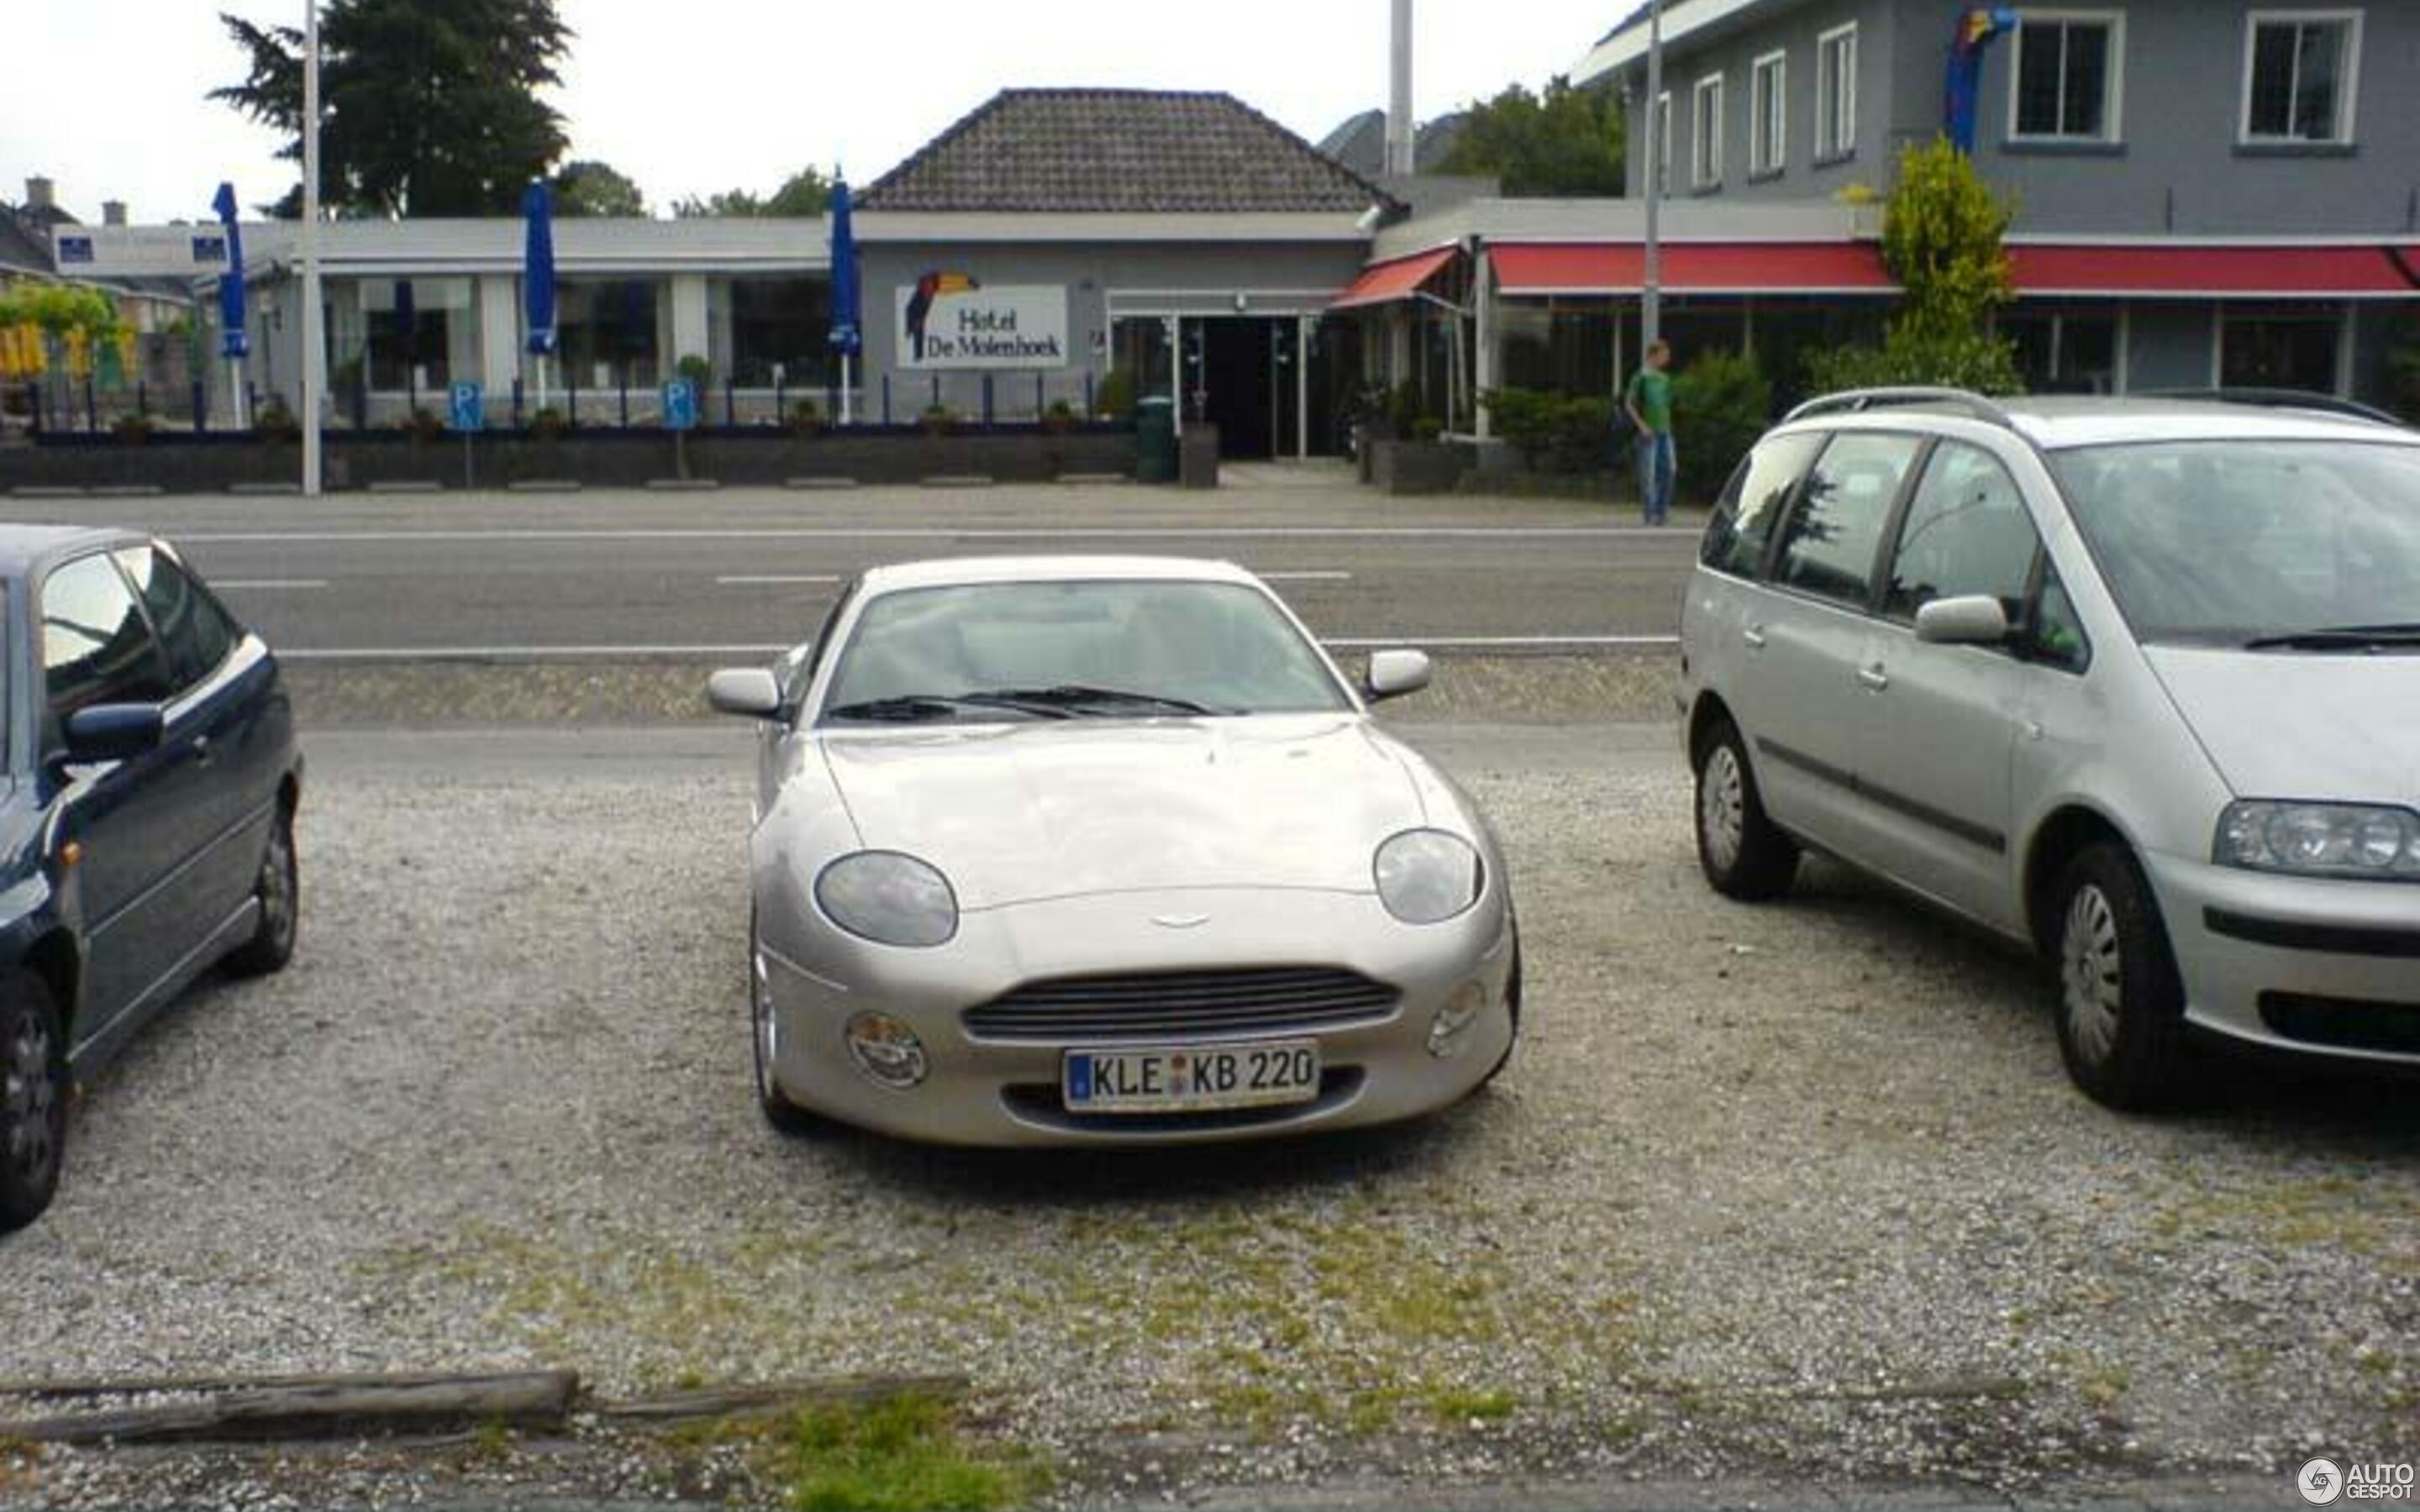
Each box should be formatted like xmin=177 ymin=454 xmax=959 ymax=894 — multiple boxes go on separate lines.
xmin=750 ymin=911 xmax=824 ymax=1136
xmin=1693 ymin=716 xmax=1799 ymax=900
xmin=2051 ymin=842 xmax=2190 ymax=1111
xmin=0 ymin=973 xmax=67 ymax=1232
xmin=224 ymin=806 xmax=298 ymax=978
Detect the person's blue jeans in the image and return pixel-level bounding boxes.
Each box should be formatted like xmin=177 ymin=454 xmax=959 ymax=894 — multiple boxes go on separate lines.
xmin=1637 ymin=431 xmax=1676 ymax=523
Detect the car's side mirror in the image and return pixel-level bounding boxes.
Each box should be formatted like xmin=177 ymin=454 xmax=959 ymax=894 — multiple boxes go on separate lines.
xmin=1365 ymin=648 xmax=1434 ymax=703
xmin=1914 ymin=595 xmax=2012 ymax=648
xmin=60 ymin=703 xmax=166 ymax=764
xmin=706 ymin=668 xmax=783 ymax=719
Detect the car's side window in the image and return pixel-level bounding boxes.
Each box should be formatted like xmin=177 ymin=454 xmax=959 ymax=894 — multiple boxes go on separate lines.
xmin=114 ymin=545 xmax=242 ymax=695
xmin=1775 ymin=433 xmax=1925 ymax=607
xmin=1882 ymin=441 xmax=2040 ymax=623
xmin=2028 ymin=564 xmax=2093 ymax=673
xmin=42 ymin=554 xmax=176 ymax=722
xmin=1701 ymin=431 xmax=1825 ymax=579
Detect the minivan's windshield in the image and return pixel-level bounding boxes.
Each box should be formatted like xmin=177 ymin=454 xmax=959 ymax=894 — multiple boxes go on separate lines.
xmin=820 ymin=579 xmax=1353 ymax=722
xmin=2053 ymin=439 xmax=2420 ymax=648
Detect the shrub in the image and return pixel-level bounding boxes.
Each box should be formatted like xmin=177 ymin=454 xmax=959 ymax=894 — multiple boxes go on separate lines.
xmin=1094 ymin=366 xmax=1138 ymax=423
xmin=402 ymin=407 xmax=444 ymax=443
xmin=1484 ymin=386 xmax=1621 ymax=474
xmin=674 ymin=353 xmax=712 ymax=388
xmin=2389 ymin=325 xmax=2420 ymax=423
xmin=1671 ymin=349 xmax=1772 ymax=501
xmin=1484 ymin=387 xmax=1560 ymax=469
xmin=788 ymin=397 xmax=824 ymax=435
xmin=253 ymin=396 xmax=299 ymax=443
xmin=529 ymin=405 xmax=569 ymax=439
xmin=113 ymin=412 xmax=155 ymax=446
xmin=919 ymin=403 xmax=955 ymax=436
xmin=1410 ymin=415 xmax=1445 ymax=442
xmin=1041 ymin=398 xmax=1080 ymax=433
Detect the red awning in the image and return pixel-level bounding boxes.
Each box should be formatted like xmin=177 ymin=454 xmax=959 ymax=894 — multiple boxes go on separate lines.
xmin=2008 ymin=244 xmax=2419 ymax=298
xmin=1490 ymin=242 xmax=1895 ymax=297
xmin=1331 ymin=246 xmax=1460 ymax=311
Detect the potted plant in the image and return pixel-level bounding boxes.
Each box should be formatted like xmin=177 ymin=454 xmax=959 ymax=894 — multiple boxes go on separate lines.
xmin=528 ymin=405 xmax=569 ymax=442
xmin=788 ymin=397 xmax=824 ymax=437
xmin=918 ymin=403 xmax=955 ymax=437
xmin=254 ymin=396 xmax=301 ymax=445
xmin=113 ymin=411 xmax=155 ymax=446
xmin=402 ymin=407 xmax=444 ymax=444
xmin=1041 ymin=398 xmax=1080 ymax=434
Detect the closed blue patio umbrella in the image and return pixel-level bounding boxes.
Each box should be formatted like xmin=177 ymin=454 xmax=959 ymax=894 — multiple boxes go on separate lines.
xmin=523 ymin=179 xmax=558 ymax=411
xmin=828 ymin=177 xmax=861 ymax=425
xmin=210 ymin=181 xmax=251 ymax=427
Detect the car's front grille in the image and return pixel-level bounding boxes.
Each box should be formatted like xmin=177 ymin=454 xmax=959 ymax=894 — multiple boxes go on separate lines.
xmin=963 ymin=967 xmax=1399 ymax=1042
xmin=2259 ymin=992 xmax=2420 ymax=1056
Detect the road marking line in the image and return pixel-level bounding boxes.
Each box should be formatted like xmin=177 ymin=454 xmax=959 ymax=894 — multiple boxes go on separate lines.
xmin=212 ymin=579 xmax=329 ymax=591
xmin=275 ymin=633 xmax=1680 ymax=662
xmin=716 ymin=575 xmax=843 ymax=585
xmin=178 ymin=526 xmax=1676 ymax=543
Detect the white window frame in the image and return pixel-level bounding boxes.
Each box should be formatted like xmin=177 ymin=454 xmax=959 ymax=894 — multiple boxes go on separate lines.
xmin=2238 ymin=8 xmax=2364 ymax=145
xmin=1691 ymin=73 xmax=1726 ymax=190
xmin=1654 ymin=91 xmax=1674 ymax=194
xmin=1815 ymin=23 xmax=1858 ymax=162
xmin=2006 ymin=9 xmax=2127 ymax=144
xmin=1750 ymin=50 xmax=1787 ymax=177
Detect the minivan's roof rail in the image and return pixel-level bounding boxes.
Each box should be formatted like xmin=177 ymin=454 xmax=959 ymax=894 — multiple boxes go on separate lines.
xmin=2135 ymin=387 xmax=2407 ymax=427
xmin=1783 ymin=387 xmax=2018 ymax=429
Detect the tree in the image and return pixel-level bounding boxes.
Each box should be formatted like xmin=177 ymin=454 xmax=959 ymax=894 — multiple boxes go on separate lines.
xmin=213 ymin=0 xmax=572 ymax=218
xmin=555 ymin=160 xmax=646 ymax=218
xmin=1805 ymin=139 xmax=2023 ymax=395
xmin=671 ymin=168 xmax=832 ymax=219
xmin=1437 ymin=78 xmax=1623 ymax=197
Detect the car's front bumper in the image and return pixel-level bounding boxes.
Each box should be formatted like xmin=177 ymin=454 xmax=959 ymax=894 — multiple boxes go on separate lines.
xmin=759 ymin=886 xmax=1517 ymax=1146
xmin=2144 ymin=850 xmax=2420 ymax=1065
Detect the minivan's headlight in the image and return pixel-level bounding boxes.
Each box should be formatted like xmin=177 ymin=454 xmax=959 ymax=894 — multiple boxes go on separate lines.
xmin=2216 ymin=801 xmax=2420 ymax=880
xmin=1374 ymin=829 xmax=1484 ymax=924
xmin=813 ymin=852 xmax=960 ymax=946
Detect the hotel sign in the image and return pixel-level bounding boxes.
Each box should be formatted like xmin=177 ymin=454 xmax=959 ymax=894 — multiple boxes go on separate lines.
xmin=894 ymin=274 xmax=1068 ymax=370
xmin=51 ymin=225 xmax=234 ymax=276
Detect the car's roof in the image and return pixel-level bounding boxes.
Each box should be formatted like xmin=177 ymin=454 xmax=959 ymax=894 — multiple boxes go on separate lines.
xmin=1807 ymin=396 xmax=2417 ymax=453
xmin=855 ymin=555 xmax=1265 ymax=594
xmin=0 ymin=524 xmax=138 ymax=577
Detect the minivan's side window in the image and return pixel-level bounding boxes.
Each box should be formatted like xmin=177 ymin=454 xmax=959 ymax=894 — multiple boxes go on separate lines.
xmin=2030 ymin=565 xmax=2092 ymax=673
xmin=1883 ymin=441 xmax=2039 ymax=622
xmin=1775 ymin=433 xmax=1924 ymax=607
xmin=114 ymin=544 xmax=241 ymax=694
xmin=43 ymin=554 xmax=176 ymax=720
xmin=1702 ymin=431 xmax=1824 ymax=578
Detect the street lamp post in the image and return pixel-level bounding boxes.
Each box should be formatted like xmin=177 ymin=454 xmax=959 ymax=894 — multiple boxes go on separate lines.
xmin=300 ymin=0 xmax=324 ymax=497
xmin=1641 ymin=0 xmax=1665 ymax=354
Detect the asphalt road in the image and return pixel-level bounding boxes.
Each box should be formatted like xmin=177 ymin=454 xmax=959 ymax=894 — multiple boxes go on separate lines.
xmin=0 ymin=477 xmax=1705 ymax=658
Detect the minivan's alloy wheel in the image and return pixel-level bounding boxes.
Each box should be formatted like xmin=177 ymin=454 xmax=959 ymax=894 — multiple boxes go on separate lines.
xmin=0 ymin=974 xmax=66 ymax=1231
xmin=2050 ymin=842 xmax=2189 ymax=1111
xmin=225 ymin=810 xmax=299 ymax=978
xmin=750 ymin=911 xmax=822 ymax=1136
xmin=1692 ymin=717 xmax=1799 ymax=901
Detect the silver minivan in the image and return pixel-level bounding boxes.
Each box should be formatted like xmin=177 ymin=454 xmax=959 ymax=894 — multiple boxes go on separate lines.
xmin=1678 ymin=390 xmax=2420 ymax=1109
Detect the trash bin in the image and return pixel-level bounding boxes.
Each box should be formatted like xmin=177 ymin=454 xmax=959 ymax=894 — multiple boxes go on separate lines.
xmin=1134 ymin=396 xmax=1176 ymax=483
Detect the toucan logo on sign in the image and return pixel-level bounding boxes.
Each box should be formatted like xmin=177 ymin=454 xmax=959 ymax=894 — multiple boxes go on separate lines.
xmin=896 ymin=275 xmax=1069 ymax=370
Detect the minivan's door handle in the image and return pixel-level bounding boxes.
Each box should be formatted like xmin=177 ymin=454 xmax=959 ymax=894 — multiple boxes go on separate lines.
xmin=1856 ymin=664 xmax=1891 ymax=692
xmin=192 ymin=734 xmax=215 ymax=768
xmin=1743 ymin=624 xmax=1768 ymax=649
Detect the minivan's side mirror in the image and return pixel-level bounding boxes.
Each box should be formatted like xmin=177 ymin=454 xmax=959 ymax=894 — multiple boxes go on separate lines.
xmin=61 ymin=703 xmax=166 ymax=764
xmin=706 ymin=668 xmax=784 ymax=719
xmin=1365 ymin=648 xmax=1434 ymax=703
xmin=1913 ymin=595 xmax=2012 ymax=648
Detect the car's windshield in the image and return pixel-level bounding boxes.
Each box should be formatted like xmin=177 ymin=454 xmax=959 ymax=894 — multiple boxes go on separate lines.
xmin=2052 ymin=439 xmax=2420 ymax=647
xmin=819 ymin=578 xmax=1353 ymax=723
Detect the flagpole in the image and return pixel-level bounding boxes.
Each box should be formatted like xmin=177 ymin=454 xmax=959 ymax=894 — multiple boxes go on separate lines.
xmin=300 ymin=0 xmax=324 ymax=496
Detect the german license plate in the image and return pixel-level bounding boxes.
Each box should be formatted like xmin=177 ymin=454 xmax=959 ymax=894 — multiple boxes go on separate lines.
xmin=1062 ymin=1040 xmax=1321 ymax=1114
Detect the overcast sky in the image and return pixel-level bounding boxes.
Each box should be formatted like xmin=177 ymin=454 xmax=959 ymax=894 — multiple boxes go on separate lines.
xmin=4 ymin=2 xmax=1620 ymax=223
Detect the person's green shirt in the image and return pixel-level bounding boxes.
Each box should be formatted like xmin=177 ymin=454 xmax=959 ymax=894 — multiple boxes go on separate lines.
xmin=1627 ymin=368 xmax=1673 ymax=435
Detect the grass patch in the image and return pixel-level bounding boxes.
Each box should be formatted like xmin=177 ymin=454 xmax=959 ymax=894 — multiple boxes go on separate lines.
xmin=1427 ymin=1386 xmax=1518 ymax=1424
xmin=773 ymin=1394 xmax=1034 ymax=1512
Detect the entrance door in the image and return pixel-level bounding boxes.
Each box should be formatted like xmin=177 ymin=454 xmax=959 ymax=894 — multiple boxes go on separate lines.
xmin=1200 ymin=318 xmax=1275 ymax=459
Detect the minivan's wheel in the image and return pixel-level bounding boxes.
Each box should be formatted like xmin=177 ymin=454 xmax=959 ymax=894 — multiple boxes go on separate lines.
xmin=224 ymin=807 xmax=298 ymax=978
xmin=1693 ymin=717 xmax=1799 ymax=900
xmin=0 ymin=974 xmax=67 ymax=1232
xmin=750 ymin=911 xmax=823 ymax=1136
xmin=2051 ymin=842 xmax=2190 ymax=1111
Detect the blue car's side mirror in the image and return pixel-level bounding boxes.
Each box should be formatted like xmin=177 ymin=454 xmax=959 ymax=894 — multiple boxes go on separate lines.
xmin=61 ymin=703 xmax=166 ymax=764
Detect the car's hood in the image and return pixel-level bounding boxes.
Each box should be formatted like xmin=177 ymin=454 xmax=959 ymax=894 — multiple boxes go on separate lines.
xmin=2144 ymin=646 xmax=2420 ymax=803
xmin=816 ymin=715 xmax=1428 ymax=907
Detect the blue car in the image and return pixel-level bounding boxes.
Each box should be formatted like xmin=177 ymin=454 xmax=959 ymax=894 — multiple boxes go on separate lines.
xmin=1 ymin=528 xmax=302 ymax=1231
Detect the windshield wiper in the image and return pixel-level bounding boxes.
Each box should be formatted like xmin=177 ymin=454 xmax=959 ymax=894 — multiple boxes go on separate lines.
xmin=823 ymin=694 xmax=1070 ymax=722
xmin=977 ymin=684 xmax=1224 ymax=717
xmin=2242 ymin=624 xmax=2420 ymax=652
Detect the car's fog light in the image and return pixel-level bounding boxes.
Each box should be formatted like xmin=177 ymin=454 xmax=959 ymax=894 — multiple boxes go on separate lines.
xmin=1428 ymin=984 xmax=1486 ymax=1058
xmin=844 ymin=1013 xmax=929 ymax=1089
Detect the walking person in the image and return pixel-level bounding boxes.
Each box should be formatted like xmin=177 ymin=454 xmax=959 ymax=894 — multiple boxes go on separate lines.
xmin=1625 ymin=339 xmax=1677 ymax=526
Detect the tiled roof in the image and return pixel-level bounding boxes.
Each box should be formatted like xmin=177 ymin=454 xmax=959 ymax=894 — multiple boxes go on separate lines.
xmin=0 ymin=209 xmax=57 ymax=276
xmin=1317 ymin=109 xmax=1468 ymax=179
xmin=860 ymin=89 xmax=1393 ymax=214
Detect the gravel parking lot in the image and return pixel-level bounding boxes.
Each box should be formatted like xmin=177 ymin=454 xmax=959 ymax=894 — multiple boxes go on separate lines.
xmin=3 ymin=715 xmax=2413 ymax=1509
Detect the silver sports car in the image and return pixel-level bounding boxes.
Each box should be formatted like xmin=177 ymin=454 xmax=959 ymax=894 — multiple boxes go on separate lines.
xmin=707 ymin=557 xmax=1519 ymax=1145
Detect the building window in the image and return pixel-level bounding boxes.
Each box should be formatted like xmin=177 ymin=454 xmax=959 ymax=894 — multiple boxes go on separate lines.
xmin=727 ymin=277 xmax=834 ymax=388
xmin=1750 ymin=51 xmax=1787 ymax=177
xmin=2242 ymin=11 xmax=2361 ymax=144
xmin=1692 ymin=75 xmax=1725 ymax=189
xmin=1815 ymin=24 xmax=1857 ymax=161
xmin=559 ymin=280 xmax=662 ymax=389
xmin=362 ymin=276 xmax=468 ymax=391
xmin=1653 ymin=92 xmax=1674 ymax=194
xmin=2222 ymin=310 xmax=2345 ymax=394
xmin=2003 ymin=309 xmax=2122 ymax=394
xmin=2010 ymin=12 xmax=2123 ymax=142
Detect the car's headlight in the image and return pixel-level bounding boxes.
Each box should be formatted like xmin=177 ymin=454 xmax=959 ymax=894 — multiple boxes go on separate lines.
xmin=2216 ymin=801 xmax=2420 ymax=880
xmin=813 ymin=851 xmax=960 ymax=946
xmin=1374 ymin=829 xmax=1484 ymax=924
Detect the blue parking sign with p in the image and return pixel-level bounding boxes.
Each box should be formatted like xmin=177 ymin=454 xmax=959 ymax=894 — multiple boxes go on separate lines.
xmin=448 ymin=381 xmax=484 ymax=433
xmin=662 ymin=379 xmax=698 ymax=432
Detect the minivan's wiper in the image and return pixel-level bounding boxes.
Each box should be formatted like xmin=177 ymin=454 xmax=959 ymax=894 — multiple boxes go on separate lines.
xmin=2241 ymin=624 xmax=2420 ymax=652
xmin=823 ymin=694 xmax=1071 ymax=722
xmin=977 ymin=684 xmax=1224 ymax=717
